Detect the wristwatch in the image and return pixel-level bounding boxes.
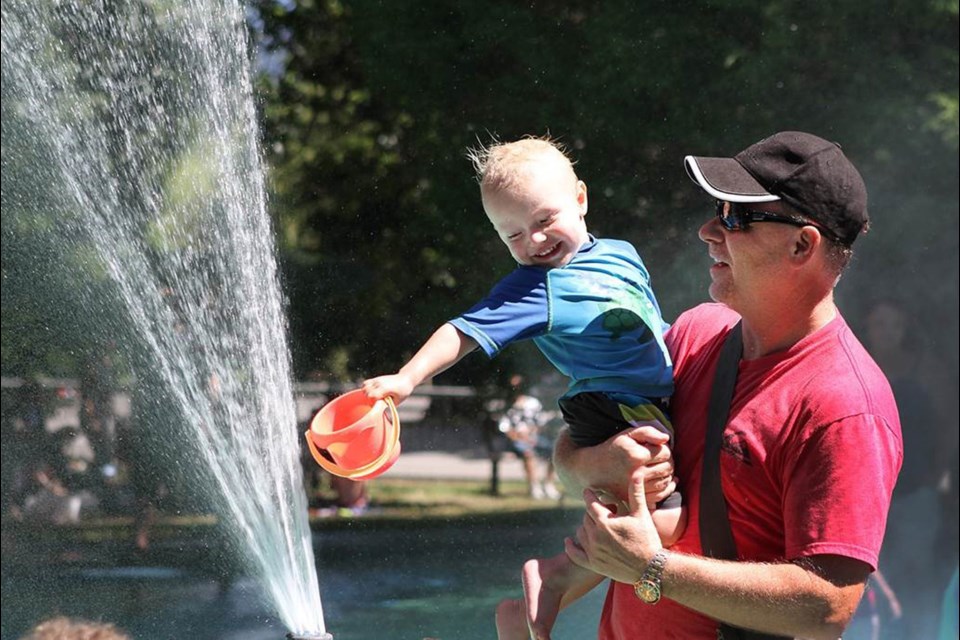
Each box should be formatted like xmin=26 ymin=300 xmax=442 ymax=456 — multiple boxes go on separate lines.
xmin=633 ymin=549 xmax=668 ymax=604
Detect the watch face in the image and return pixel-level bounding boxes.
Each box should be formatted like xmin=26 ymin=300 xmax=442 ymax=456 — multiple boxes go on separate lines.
xmin=635 ymin=579 xmax=661 ymax=604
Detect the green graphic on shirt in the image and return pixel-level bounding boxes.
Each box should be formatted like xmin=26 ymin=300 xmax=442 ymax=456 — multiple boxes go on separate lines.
xmin=598 ymin=286 xmax=660 ymax=342
xmin=602 ymin=307 xmax=645 ymax=340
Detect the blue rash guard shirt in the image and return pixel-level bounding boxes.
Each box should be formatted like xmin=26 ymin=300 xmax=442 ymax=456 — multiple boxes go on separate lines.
xmin=448 ymin=236 xmax=673 ymax=405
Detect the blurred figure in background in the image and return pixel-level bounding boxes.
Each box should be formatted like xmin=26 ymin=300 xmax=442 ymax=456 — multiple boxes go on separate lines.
xmin=864 ymin=298 xmax=954 ymax=637
xmin=938 ymin=565 xmax=959 ymax=640
xmin=845 ymin=569 xmax=903 ymax=640
xmin=4 ymin=375 xmax=51 ymax=518
xmin=302 ymin=392 xmax=371 ymax=517
xmin=79 ymin=344 xmax=118 ymax=473
xmin=936 ymin=448 xmax=959 ymax=640
xmin=329 ymin=475 xmax=369 ymax=516
xmin=116 ymin=377 xmax=171 ymax=552
xmin=497 ymin=374 xmax=559 ymax=500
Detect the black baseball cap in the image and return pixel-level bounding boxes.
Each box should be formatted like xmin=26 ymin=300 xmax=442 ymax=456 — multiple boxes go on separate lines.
xmin=684 ymin=131 xmax=869 ymax=246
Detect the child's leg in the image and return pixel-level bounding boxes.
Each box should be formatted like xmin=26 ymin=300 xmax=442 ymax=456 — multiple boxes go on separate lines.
xmin=496 ymin=394 xmax=671 ymax=638
xmin=523 ymin=552 xmax=604 ymax=639
xmin=651 ymin=502 xmax=687 ymax=547
xmin=495 ymin=599 xmax=530 ymax=640
xmin=495 ymin=552 xmax=603 ymax=640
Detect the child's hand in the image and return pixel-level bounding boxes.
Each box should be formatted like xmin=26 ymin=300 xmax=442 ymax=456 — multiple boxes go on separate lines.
xmin=362 ymin=374 xmax=415 ymax=405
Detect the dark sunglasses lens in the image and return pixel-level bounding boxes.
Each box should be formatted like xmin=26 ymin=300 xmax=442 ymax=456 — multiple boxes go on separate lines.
xmin=715 ymin=201 xmax=740 ymax=230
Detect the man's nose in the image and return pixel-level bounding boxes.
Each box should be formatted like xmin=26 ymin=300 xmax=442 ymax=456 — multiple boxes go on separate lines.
xmin=698 ymin=217 xmax=722 ymax=244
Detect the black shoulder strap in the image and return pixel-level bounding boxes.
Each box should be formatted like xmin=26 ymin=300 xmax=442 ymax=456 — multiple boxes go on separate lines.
xmin=699 ymin=322 xmax=789 ymax=640
xmin=699 ymin=321 xmax=742 ymax=560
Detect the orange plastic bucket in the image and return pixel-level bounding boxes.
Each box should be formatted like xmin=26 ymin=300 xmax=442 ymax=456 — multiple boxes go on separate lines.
xmin=304 ymin=389 xmax=401 ymax=480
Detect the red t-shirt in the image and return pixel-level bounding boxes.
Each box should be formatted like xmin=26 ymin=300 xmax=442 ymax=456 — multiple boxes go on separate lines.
xmin=599 ymin=303 xmax=903 ymax=640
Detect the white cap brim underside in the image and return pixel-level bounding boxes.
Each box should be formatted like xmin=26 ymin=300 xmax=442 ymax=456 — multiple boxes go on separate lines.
xmin=683 ymin=156 xmax=780 ymax=203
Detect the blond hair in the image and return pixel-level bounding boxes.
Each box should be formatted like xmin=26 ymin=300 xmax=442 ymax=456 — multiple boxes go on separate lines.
xmin=467 ymin=136 xmax=577 ymax=193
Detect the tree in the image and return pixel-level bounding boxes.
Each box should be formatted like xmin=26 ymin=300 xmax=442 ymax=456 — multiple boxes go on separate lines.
xmin=256 ymin=0 xmax=958 ymax=384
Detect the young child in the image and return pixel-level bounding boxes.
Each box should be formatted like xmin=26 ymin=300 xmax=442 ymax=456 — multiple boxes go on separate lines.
xmin=362 ymin=136 xmax=684 ymax=639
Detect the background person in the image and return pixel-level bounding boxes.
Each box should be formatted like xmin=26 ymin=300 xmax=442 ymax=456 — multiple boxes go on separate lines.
xmin=863 ymin=297 xmax=951 ymax=637
xmin=301 ymin=391 xmax=372 ymax=518
xmin=496 ymin=373 xmax=559 ymax=500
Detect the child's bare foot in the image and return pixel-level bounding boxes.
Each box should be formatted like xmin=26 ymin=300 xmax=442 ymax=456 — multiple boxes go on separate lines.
xmin=495 ymin=598 xmax=529 ymax=640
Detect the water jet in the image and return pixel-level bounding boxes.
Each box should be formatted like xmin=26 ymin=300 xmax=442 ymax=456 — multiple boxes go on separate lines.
xmin=2 ymin=0 xmax=326 ymax=635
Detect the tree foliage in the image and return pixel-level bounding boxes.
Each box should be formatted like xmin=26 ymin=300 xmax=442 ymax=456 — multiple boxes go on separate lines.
xmin=256 ymin=0 xmax=958 ymax=386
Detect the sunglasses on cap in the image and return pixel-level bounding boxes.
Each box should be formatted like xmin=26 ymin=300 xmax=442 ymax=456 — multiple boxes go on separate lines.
xmin=715 ymin=200 xmax=841 ymax=243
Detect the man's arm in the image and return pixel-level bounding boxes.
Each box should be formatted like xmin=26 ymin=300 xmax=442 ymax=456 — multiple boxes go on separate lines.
xmin=566 ymin=474 xmax=869 ymax=640
xmin=658 ymin=552 xmax=868 ymax=639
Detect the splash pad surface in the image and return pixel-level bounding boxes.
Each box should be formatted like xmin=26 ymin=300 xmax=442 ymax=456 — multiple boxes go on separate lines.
xmin=1 ymin=510 xmax=601 ymax=639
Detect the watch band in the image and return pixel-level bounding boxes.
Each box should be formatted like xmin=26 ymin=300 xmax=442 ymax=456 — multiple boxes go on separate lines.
xmin=633 ymin=549 xmax=668 ymax=604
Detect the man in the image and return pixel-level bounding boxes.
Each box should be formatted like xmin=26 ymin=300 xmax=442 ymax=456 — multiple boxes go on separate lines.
xmin=556 ymin=131 xmax=903 ymax=639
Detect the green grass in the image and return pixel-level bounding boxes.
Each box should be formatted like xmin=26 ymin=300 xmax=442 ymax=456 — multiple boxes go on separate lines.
xmin=351 ymin=477 xmax=573 ymax=521
xmin=1 ymin=478 xmax=577 ymax=555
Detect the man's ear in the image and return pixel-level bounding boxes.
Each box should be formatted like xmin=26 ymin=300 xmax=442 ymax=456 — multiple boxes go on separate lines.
xmin=791 ymin=227 xmax=820 ymax=263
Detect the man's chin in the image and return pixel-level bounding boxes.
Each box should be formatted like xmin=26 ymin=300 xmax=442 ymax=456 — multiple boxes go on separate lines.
xmin=707 ymin=284 xmax=733 ymax=307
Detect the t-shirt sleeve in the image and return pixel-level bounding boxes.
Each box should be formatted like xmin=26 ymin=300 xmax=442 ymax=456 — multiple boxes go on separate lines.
xmin=781 ymin=413 xmax=903 ymax=570
xmin=448 ymin=267 xmax=549 ymax=357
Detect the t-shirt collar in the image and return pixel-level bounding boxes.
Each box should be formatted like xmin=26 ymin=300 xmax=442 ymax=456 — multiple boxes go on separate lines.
xmin=578 ymin=234 xmax=597 ymax=253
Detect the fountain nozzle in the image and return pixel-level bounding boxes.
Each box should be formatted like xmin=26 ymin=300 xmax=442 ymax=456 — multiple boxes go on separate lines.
xmin=286 ymin=633 xmax=332 ymax=640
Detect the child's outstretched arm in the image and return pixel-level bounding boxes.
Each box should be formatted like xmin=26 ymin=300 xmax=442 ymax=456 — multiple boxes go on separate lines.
xmin=363 ymin=323 xmax=477 ymax=404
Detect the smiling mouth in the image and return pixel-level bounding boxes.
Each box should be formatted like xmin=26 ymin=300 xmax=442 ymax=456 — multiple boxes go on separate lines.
xmin=534 ymin=243 xmax=561 ymax=259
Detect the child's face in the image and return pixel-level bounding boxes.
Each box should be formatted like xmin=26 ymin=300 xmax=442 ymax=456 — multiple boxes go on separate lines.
xmin=482 ymin=161 xmax=589 ymax=268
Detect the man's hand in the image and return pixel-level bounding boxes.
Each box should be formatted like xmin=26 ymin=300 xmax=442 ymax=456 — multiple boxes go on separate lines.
xmin=554 ymin=426 xmax=675 ymax=504
xmin=565 ymin=471 xmax=663 ymax=584
xmin=362 ymin=373 xmax=415 ymax=405
xmin=628 ymin=426 xmax=677 ymax=506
